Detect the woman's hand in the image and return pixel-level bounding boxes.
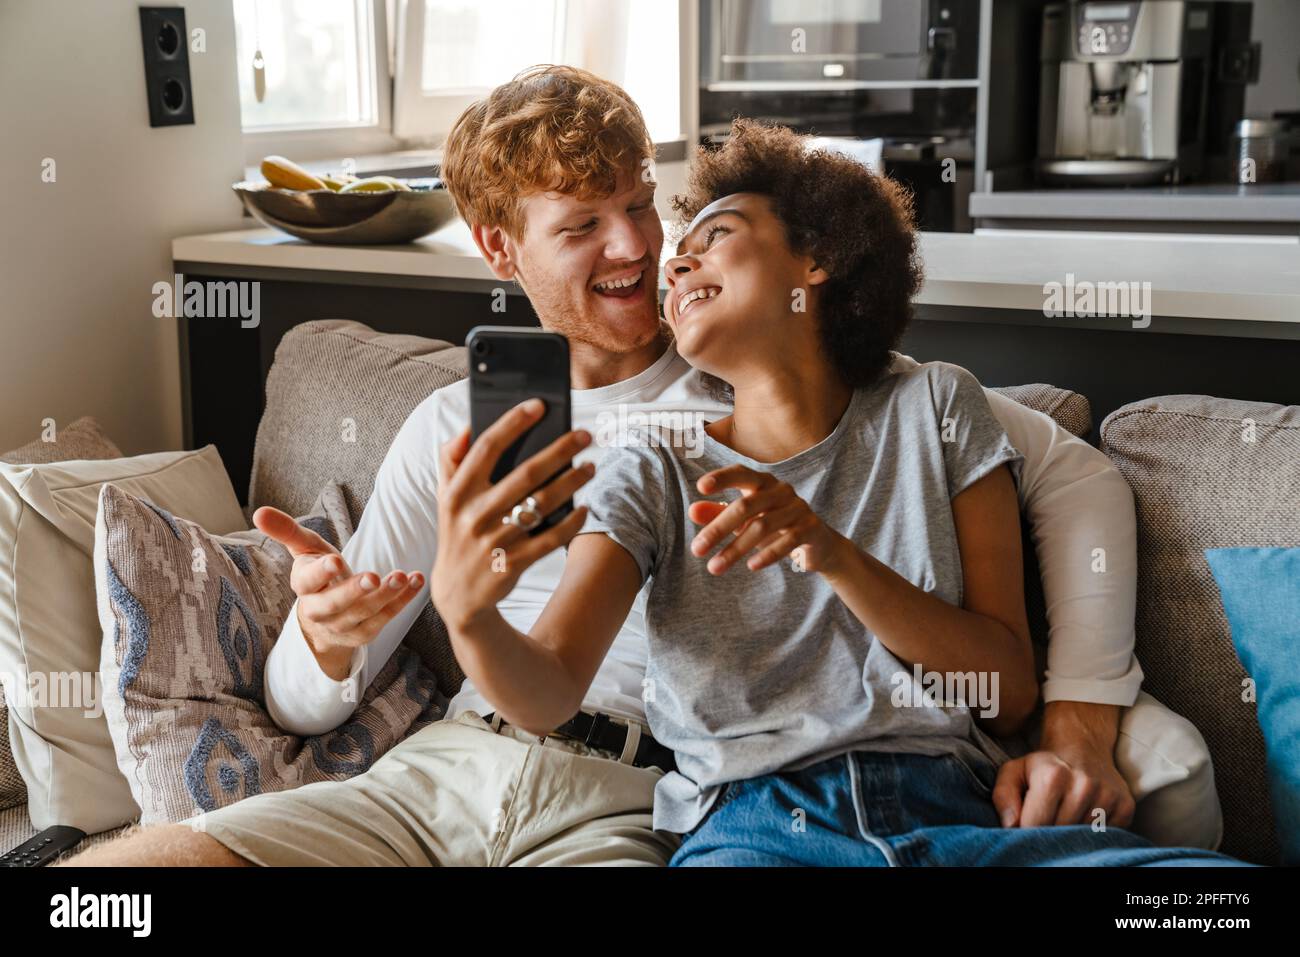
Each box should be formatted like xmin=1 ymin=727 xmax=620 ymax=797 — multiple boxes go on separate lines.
xmin=688 ymin=465 xmax=850 ymax=575
xmin=431 ymin=398 xmax=594 ymax=633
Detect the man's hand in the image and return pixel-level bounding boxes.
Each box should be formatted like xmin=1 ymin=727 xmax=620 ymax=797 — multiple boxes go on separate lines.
xmin=688 ymin=465 xmax=849 ymax=575
xmin=991 ymin=700 xmax=1136 ymax=830
xmin=430 ymin=398 xmax=594 ymax=633
xmin=252 ymin=506 xmax=426 ymax=680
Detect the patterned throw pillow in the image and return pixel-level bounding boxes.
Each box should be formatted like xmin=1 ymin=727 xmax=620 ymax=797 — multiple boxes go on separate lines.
xmin=93 ymin=482 xmax=447 ymax=825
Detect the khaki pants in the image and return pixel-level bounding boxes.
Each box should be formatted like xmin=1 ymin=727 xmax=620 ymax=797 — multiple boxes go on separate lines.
xmin=187 ymin=711 xmax=678 ymax=866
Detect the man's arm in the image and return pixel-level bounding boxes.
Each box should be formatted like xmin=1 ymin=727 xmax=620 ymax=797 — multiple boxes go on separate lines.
xmin=979 ymin=387 xmax=1142 ymax=828
xmin=261 ymin=395 xmax=445 ymax=736
xmin=889 ymin=350 xmax=1142 ymax=827
xmin=983 ymin=388 xmax=1143 ymax=703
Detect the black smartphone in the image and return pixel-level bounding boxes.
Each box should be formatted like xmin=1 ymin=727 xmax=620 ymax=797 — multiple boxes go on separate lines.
xmin=467 ymin=326 xmax=573 ymax=535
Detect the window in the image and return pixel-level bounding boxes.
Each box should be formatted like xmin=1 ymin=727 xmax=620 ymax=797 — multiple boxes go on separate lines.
xmin=620 ymin=0 xmax=682 ymax=142
xmin=232 ymin=0 xmax=684 ymax=163
xmin=233 ymin=0 xmax=378 ymax=129
xmin=396 ymin=0 xmax=681 ymax=143
xmin=392 ymin=0 xmax=562 ymax=140
xmin=418 ymin=0 xmax=565 ymax=94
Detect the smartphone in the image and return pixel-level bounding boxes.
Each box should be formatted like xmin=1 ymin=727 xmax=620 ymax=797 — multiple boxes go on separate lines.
xmin=467 ymin=326 xmax=573 ymax=535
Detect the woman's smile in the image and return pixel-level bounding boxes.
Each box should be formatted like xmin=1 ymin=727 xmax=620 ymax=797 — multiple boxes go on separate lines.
xmin=678 ymin=285 xmax=721 ymax=317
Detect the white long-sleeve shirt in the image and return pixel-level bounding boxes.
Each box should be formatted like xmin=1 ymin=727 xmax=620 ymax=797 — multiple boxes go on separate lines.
xmin=263 ymin=346 xmax=1142 ymax=736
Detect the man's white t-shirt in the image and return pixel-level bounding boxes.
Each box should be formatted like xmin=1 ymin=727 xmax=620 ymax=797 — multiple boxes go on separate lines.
xmin=263 ymin=344 xmax=1143 ymax=737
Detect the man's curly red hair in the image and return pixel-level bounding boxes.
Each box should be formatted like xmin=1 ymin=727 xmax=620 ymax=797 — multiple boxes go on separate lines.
xmin=441 ymin=65 xmax=654 ymax=239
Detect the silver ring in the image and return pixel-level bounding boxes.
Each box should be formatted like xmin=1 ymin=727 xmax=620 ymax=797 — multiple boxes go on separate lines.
xmin=503 ymin=495 xmax=542 ymax=530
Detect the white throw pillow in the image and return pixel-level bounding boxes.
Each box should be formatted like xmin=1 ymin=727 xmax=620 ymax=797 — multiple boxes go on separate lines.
xmin=1118 ymin=690 xmax=1224 ymax=849
xmin=0 ymin=446 xmax=246 ymax=833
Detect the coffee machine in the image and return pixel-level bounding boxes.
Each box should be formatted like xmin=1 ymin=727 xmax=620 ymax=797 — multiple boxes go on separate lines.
xmin=1036 ymin=0 xmax=1246 ymax=186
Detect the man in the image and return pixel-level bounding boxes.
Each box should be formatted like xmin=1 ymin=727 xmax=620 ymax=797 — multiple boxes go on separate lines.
xmin=67 ymin=65 xmax=1208 ymax=866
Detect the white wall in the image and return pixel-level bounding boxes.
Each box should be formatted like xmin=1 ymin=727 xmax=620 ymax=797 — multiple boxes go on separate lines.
xmin=0 ymin=0 xmax=247 ymax=455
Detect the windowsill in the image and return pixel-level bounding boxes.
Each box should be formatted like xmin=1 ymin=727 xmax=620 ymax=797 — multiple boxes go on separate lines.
xmin=239 ymin=138 xmax=688 ymax=184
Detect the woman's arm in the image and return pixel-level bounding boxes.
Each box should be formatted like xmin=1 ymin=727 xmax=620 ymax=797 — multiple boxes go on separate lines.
xmin=448 ymin=534 xmax=643 ymax=736
xmin=820 ymin=464 xmax=1036 ymax=736
xmin=690 ymin=462 xmax=1036 ymax=737
xmin=428 ymin=400 xmax=642 ymax=735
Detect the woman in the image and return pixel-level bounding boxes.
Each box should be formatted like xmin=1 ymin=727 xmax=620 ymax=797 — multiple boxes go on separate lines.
xmin=431 ymin=119 xmax=1038 ymax=864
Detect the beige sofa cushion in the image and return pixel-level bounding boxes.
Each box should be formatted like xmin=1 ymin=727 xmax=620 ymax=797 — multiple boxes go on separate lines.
xmin=248 ymin=320 xmax=467 ymax=693
xmin=249 ymin=320 xmax=467 ymax=525
xmin=1117 ymin=690 xmax=1222 ymax=849
xmin=0 ymin=416 xmax=127 ymax=815
xmin=0 ymin=416 xmax=122 ymax=466
xmin=990 ymin=383 xmax=1093 ymax=439
xmin=1102 ymin=393 xmax=1300 ymax=865
xmin=0 ymin=446 xmax=246 ymax=833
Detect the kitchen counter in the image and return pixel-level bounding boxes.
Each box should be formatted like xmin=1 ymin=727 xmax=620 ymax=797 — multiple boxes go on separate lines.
xmin=971 ymin=182 xmax=1300 ymax=227
xmin=173 ymin=220 xmax=1300 ymax=328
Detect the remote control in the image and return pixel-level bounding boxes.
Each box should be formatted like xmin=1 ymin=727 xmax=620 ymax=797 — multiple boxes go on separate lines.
xmin=0 ymin=825 xmax=86 ymax=866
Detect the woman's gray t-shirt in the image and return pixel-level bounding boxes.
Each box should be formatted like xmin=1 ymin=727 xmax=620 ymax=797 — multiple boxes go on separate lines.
xmin=578 ymin=361 xmax=1025 ymax=834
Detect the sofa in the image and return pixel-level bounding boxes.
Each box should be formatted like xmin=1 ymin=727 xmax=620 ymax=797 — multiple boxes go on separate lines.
xmin=0 ymin=318 xmax=1291 ymax=864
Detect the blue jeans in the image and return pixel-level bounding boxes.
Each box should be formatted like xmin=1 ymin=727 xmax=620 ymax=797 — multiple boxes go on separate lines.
xmin=670 ymin=750 xmax=1251 ymax=867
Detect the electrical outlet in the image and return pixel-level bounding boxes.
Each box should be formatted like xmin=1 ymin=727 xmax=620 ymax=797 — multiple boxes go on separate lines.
xmin=139 ymin=6 xmax=195 ymax=127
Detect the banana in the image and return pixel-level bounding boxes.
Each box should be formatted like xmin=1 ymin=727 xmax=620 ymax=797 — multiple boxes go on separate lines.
xmin=320 ymin=173 xmax=359 ymax=191
xmin=339 ymin=175 xmax=412 ymax=193
xmin=260 ymin=155 xmax=326 ymax=191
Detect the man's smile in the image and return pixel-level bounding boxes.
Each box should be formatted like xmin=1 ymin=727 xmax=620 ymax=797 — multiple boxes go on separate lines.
xmin=592 ymin=265 xmax=649 ymax=300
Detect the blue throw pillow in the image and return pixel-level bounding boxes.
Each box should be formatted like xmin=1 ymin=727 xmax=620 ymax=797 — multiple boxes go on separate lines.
xmin=1205 ymin=547 xmax=1300 ymax=865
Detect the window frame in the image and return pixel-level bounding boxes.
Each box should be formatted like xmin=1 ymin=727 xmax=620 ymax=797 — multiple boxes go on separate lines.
xmin=237 ymin=0 xmax=694 ymax=166
xmin=239 ymin=0 xmax=403 ymax=167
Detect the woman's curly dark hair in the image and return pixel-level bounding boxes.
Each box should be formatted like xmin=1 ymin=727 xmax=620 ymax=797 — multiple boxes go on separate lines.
xmin=671 ymin=119 xmax=923 ymax=392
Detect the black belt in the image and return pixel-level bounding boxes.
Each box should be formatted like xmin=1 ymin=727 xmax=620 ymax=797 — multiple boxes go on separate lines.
xmin=483 ymin=711 xmax=676 ymax=774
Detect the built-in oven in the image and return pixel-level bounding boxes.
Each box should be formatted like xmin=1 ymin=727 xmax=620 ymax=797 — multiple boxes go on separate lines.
xmin=698 ymin=0 xmax=982 ymax=231
xmin=703 ymin=0 xmax=980 ymax=87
